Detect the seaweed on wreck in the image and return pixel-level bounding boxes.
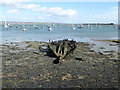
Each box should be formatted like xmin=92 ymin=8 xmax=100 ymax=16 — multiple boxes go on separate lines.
xmin=47 ymin=39 xmax=77 ymax=64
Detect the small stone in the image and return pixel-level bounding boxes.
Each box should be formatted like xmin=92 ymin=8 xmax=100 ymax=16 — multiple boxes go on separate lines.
xmin=75 ymin=58 xmax=83 ymax=61
xmin=93 ymin=65 xmax=95 ymax=67
xmin=98 ymin=52 xmax=103 ymax=55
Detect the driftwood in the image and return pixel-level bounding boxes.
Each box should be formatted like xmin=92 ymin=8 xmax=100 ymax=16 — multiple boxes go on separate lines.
xmin=47 ymin=39 xmax=77 ymax=63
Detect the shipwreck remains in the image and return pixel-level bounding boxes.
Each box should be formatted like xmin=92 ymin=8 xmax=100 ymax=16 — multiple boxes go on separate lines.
xmin=47 ymin=39 xmax=77 ymax=64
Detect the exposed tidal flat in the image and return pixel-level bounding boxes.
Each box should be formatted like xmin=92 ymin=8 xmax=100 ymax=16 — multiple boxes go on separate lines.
xmin=1 ymin=39 xmax=120 ymax=88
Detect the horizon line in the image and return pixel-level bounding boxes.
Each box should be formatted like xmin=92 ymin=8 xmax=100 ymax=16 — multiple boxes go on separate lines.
xmin=0 ymin=21 xmax=118 ymax=25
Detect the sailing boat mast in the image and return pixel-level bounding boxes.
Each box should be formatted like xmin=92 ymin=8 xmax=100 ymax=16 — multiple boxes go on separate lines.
xmin=4 ymin=21 xmax=8 ymax=28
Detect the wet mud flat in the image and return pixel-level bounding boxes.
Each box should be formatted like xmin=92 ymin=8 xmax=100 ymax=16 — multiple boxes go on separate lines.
xmin=1 ymin=40 xmax=120 ymax=88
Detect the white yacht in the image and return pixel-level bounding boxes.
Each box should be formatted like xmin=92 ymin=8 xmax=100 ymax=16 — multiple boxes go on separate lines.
xmin=48 ymin=27 xmax=52 ymax=31
xmin=4 ymin=21 xmax=8 ymax=28
xmin=72 ymin=27 xmax=75 ymax=30
xmin=22 ymin=28 xmax=27 ymax=31
xmin=21 ymin=26 xmax=27 ymax=31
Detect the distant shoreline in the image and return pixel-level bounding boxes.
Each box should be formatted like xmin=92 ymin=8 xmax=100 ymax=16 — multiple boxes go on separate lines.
xmin=0 ymin=21 xmax=119 ymax=25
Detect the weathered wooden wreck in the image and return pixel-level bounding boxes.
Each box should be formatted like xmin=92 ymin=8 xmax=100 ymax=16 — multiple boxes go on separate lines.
xmin=47 ymin=39 xmax=77 ymax=63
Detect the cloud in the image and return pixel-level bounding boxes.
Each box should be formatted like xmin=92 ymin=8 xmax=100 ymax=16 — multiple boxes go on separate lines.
xmin=16 ymin=4 xmax=77 ymax=17
xmin=94 ymin=7 xmax=118 ymax=23
xmin=0 ymin=0 xmax=29 ymax=6
xmin=1 ymin=1 xmax=77 ymax=22
xmin=21 ymin=17 xmax=27 ymax=20
xmin=78 ymin=6 xmax=118 ymax=23
xmin=1 ymin=0 xmax=77 ymax=18
xmin=38 ymin=16 xmax=43 ymax=19
xmin=69 ymin=6 xmax=118 ymax=24
xmin=17 ymin=4 xmax=40 ymax=10
xmin=47 ymin=7 xmax=76 ymax=17
xmin=7 ymin=9 xmax=19 ymax=14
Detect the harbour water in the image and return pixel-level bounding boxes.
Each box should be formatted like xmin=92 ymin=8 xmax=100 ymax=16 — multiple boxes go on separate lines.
xmin=0 ymin=24 xmax=118 ymax=44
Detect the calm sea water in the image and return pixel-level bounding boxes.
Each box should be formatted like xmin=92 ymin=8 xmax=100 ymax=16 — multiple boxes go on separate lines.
xmin=0 ymin=24 xmax=118 ymax=44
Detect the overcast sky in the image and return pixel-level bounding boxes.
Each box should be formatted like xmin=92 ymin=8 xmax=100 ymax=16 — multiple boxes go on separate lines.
xmin=0 ymin=0 xmax=119 ymax=24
